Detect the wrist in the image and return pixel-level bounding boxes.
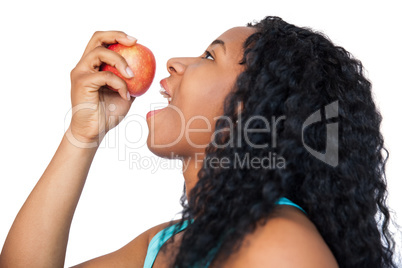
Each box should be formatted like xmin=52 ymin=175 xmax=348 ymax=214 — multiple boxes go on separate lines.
xmin=65 ymin=126 xmax=103 ymax=149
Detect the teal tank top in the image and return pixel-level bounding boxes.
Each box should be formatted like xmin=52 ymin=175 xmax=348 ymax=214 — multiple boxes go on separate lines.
xmin=143 ymin=197 xmax=306 ymax=268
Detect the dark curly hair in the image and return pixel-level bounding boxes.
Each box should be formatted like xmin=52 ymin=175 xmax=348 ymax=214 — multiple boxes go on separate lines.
xmin=162 ymin=16 xmax=396 ymax=267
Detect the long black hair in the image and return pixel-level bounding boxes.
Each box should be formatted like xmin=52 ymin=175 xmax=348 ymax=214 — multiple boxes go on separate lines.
xmin=164 ymin=16 xmax=396 ymax=267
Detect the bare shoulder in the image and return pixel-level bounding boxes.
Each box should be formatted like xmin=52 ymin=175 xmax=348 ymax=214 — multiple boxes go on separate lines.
xmin=71 ymin=219 xmax=180 ymax=268
xmin=222 ymin=206 xmax=339 ymax=268
xmin=144 ymin=218 xmax=182 ymax=243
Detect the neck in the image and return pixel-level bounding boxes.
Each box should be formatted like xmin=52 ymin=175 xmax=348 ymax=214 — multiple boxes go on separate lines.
xmin=182 ymin=153 xmax=205 ymax=199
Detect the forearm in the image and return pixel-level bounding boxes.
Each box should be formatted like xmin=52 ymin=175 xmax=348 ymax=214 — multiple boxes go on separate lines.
xmin=0 ymin=129 xmax=99 ymax=268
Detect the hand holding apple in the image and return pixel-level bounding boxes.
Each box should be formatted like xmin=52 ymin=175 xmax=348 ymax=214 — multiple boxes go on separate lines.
xmin=101 ymin=43 xmax=156 ymax=97
xmin=69 ymin=31 xmax=142 ymax=145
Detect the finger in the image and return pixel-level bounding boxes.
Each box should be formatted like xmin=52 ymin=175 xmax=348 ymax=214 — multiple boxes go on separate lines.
xmin=82 ymin=31 xmax=137 ymax=58
xmin=86 ymin=71 xmax=131 ymax=101
xmin=79 ymin=46 xmax=134 ymax=79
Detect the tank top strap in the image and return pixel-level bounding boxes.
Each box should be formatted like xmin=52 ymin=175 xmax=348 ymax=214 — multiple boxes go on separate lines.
xmin=143 ymin=220 xmax=190 ymax=268
xmin=276 ymin=197 xmax=307 ymax=214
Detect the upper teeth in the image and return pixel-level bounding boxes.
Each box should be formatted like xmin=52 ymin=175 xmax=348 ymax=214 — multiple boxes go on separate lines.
xmin=159 ymin=88 xmax=172 ymax=102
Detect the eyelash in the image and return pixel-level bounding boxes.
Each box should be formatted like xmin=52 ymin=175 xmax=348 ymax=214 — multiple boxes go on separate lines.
xmin=203 ymin=50 xmax=214 ymax=60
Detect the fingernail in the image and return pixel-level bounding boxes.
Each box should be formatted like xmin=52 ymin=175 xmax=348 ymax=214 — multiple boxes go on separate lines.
xmin=127 ymin=92 xmax=131 ymax=101
xmin=126 ymin=35 xmax=137 ymax=42
xmin=126 ymin=66 xmax=134 ymax=78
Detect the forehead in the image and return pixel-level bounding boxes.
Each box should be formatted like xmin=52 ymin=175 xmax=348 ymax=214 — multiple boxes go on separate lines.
xmin=213 ymin=26 xmax=256 ymax=60
xmin=217 ymin=26 xmax=256 ymax=44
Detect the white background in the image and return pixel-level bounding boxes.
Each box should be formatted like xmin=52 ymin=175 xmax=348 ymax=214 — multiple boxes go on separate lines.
xmin=0 ymin=0 xmax=400 ymax=266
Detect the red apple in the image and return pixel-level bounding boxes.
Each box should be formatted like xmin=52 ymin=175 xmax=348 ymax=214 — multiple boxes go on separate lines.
xmin=100 ymin=43 xmax=156 ymax=97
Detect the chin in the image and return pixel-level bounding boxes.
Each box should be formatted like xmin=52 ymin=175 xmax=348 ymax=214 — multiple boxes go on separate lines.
xmin=146 ymin=116 xmax=184 ymax=159
xmin=146 ymin=134 xmax=182 ymax=159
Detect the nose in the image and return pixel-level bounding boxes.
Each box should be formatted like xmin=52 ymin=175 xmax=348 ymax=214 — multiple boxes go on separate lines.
xmin=166 ymin=57 xmax=194 ymax=75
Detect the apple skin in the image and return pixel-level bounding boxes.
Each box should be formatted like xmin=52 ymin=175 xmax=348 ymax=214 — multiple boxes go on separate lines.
xmin=100 ymin=43 xmax=156 ymax=97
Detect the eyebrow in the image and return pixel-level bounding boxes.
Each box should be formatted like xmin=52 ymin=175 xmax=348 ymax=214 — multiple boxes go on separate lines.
xmin=209 ymin=39 xmax=226 ymax=54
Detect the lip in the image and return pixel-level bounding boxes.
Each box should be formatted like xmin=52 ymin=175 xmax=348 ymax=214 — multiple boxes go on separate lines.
xmin=160 ymin=78 xmax=172 ymax=97
xmin=147 ymin=79 xmax=172 ymax=120
xmin=146 ymin=108 xmax=164 ymax=120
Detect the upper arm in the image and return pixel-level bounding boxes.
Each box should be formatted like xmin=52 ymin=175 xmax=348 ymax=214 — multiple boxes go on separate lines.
xmin=70 ymin=229 xmax=149 ymax=268
xmin=224 ymin=208 xmax=339 ymax=268
xmin=70 ymin=220 xmax=177 ymax=268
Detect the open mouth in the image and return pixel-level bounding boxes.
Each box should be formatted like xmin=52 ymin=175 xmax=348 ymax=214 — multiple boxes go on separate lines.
xmin=159 ymin=86 xmax=172 ymax=104
xmin=146 ymin=80 xmax=172 ymax=120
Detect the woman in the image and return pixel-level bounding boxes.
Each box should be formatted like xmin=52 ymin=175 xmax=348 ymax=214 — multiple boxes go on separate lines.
xmin=0 ymin=16 xmax=396 ymax=267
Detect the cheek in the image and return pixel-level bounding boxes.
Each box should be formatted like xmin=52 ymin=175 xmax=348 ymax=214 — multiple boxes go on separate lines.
xmin=177 ymin=72 xmax=236 ymax=148
xmin=180 ymin=69 xmax=235 ymax=121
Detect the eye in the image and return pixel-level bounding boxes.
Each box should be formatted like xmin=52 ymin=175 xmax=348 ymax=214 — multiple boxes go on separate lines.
xmin=202 ymin=50 xmax=215 ymax=61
